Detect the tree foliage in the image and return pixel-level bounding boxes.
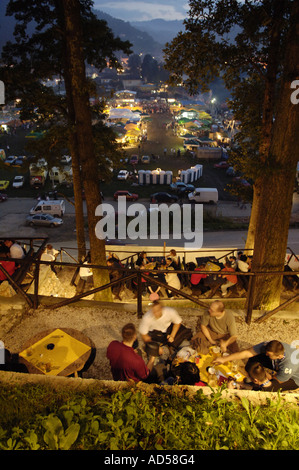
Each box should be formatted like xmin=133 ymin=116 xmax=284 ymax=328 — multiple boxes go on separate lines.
xmin=164 ymin=0 xmax=291 ymax=181
xmin=164 ymin=0 xmax=299 ymax=309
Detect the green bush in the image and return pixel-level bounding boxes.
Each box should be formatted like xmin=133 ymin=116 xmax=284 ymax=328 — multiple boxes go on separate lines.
xmin=0 ymin=384 xmax=298 ymax=450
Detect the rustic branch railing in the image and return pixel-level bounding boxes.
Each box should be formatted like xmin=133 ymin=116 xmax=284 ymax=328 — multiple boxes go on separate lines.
xmin=1 ymin=242 xmax=298 ymax=325
xmin=27 ymin=258 xmax=299 ymax=323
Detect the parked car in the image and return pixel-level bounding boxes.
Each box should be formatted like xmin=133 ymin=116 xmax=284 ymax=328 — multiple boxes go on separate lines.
xmin=117 ymin=169 xmax=129 ymax=180
xmin=26 ymin=214 xmax=63 ymax=227
xmin=169 ymin=181 xmax=195 ymax=195
xmin=141 ymin=155 xmax=150 ymax=164
xmin=150 ymin=192 xmax=179 ymax=203
xmin=0 ymin=193 xmax=7 ymax=202
xmin=12 ymin=156 xmax=27 ymax=167
xmin=232 ymin=177 xmax=251 ymax=187
xmin=12 ymin=175 xmax=25 ymax=188
xmin=0 ymin=180 xmax=9 ymax=190
xmin=113 ymin=190 xmax=139 ymax=201
xmin=4 ymin=156 xmax=17 ymax=165
xmin=129 ymin=155 xmax=139 ymax=165
xmin=226 ymin=166 xmax=236 ymax=176
xmin=188 ymin=188 xmax=218 ymax=204
xmin=213 ymin=161 xmax=230 ymax=169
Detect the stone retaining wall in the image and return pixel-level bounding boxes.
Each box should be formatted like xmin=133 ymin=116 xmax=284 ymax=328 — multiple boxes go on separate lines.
xmin=1 ymin=371 xmax=298 ymax=407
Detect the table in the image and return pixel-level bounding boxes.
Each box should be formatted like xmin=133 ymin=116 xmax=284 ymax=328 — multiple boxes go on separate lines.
xmin=19 ymin=328 xmax=93 ymax=377
xmin=173 ymin=346 xmax=246 ymax=386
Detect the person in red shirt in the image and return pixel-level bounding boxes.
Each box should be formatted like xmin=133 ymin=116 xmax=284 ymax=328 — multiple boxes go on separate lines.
xmin=0 ymin=252 xmax=16 ymax=281
xmin=220 ymin=260 xmax=238 ymax=297
xmin=107 ymin=323 xmax=156 ymax=383
xmin=190 ymin=265 xmax=207 ymax=286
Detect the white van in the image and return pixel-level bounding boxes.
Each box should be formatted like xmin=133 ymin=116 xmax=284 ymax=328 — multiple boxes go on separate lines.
xmin=188 ymin=188 xmax=218 ymax=204
xmin=30 ymin=199 xmax=65 ymax=217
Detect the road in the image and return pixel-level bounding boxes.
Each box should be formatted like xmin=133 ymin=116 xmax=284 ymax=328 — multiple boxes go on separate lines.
xmin=0 ymin=195 xmax=298 ymax=254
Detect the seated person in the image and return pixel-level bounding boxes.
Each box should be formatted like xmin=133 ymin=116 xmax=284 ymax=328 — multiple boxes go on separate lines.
xmin=237 ymin=254 xmax=250 ymax=290
xmin=0 ymin=348 xmax=28 ymax=373
xmin=106 ymin=323 xmax=156 ymax=383
xmin=107 ymin=258 xmax=123 ymax=300
xmin=237 ymin=254 xmax=250 ymax=272
xmin=41 ymin=245 xmax=59 ymax=274
xmin=79 ymin=261 xmax=93 ymax=282
xmin=228 ymin=255 xmax=237 ymax=270
xmin=190 ymin=264 xmax=207 ymax=286
xmin=107 ymin=252 xmax=122 ymax=265
xmin=191 ymin=300 xmax=239 ymax=354
xmin=4 ymin=239 xmax=25 ymax=259
xmin=135 ymin=251 xmax=149 ymax=268
xmin=139 ymin=300 xmax=192 ymax=353
xmin=177 ymin=361 xmax=207 ymax=387
xmin=165 ymin=257 xmax=181 ymax=298
xmin=166 ymin=249 xmax=180 ymax=269
xmin=228 ymin=362 xmax=298 ymax=392
xmin=221 ymin=260 xmax=238 ymax=297
xmin=147 ymin=276 xmax=161 ymax=297
xmin=190 ymin=263 xmax=209 ymax=294
xmin=0 ymin=251 xmax=16 ymax=282
xmin=213 ymin=340 xmax=299 ymax=390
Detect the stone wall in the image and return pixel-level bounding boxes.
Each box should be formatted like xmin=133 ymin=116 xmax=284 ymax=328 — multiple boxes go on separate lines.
xmin=0 ymin=371 xmax=298 ymax=407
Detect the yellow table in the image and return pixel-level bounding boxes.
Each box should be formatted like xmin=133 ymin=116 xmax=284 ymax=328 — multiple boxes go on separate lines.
xmin=19 ymin=328 xmax=92 ymax=377
xmin=173 ymin=346 xmax=246 ymax=386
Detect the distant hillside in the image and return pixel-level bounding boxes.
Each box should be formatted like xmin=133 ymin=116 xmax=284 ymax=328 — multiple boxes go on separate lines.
xmin=0 ymin=1 xmax=164 ymax=59
xmin=93 ymin=10 xmax=164 ymax=59
xmin=0 ymin=0 xmax=16 ymax=52
xmin=131 ymin=19 xmax=184 ymax=45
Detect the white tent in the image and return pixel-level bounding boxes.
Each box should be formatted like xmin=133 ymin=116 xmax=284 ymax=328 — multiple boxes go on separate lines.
xmin=107 ymin=108 xmax=141 ymax=122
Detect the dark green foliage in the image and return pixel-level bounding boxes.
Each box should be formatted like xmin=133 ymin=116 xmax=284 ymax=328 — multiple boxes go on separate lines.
xmin=0 ymin=383 xmax=298 ymax=450
xmin=163 ymin=0 xmax=292 ymax=182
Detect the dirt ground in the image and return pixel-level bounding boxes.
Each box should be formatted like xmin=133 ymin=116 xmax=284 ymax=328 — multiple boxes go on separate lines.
xmin=2 ymin=296 xmax=299 ymax=382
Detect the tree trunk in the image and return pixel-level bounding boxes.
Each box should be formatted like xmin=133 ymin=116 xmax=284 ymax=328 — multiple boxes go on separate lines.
xmin=61 ymin=0 xmax=112 ymax=301
xmin=55 ymin=0 xmax=86 ymax=261
xmin=68 ymin=133 xmax=86 ymax=261
xmin=245 ymin=0 xmax=287 ymax=253
xmin=251 ymin=0 xmax=299 ymax=309
xmin=245 ymin=180 xmax=262 ymax=254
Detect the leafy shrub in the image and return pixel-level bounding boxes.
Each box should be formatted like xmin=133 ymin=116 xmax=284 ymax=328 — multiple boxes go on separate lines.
xmin=0 ymin=384 xmax=298 ymax=450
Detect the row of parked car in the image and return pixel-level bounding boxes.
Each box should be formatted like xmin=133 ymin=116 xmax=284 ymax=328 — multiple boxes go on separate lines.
xmin=0 ymin=175 xmax=25 ymax=190
xmin=3 ymin=155 xmax=28 ymax=167
xmin=113 ymin=180 xmax=219 ymax=204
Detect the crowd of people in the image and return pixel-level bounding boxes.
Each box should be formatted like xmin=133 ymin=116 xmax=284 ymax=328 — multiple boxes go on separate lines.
xmin=74 ymin=247 xmax=298 ymax=303
xmin=106 ymin=299 xmax=299 ymax=392
xmin=100 ymin=249 xmax=253 ymax=301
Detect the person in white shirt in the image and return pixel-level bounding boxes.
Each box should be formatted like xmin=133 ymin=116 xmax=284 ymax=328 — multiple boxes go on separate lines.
xmin=237 ymin=254 xmax=250 ymax=290
xmin=79 ymin=262 xmax=93 ymax=281
xmin=139 ymin=300 xmax=192 ymax=352
xmin=45 ymin=244 xmax=59 ymax=259
xmin=237 ymin=254 xmax=249 ymax=272
xmin=41 ymin=244 xmax=59 ymax=274
xmin=165 ymin=257 xmax=181 ymax=297
xmin=4 ymin=239 xmax=25 ymax=259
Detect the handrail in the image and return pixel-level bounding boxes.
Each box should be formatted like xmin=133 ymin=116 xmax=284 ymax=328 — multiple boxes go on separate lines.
xmin=1 ymin=241 xmax=298 ymax=324
xmin=22 ymin=257 xmax=299 ymax=322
